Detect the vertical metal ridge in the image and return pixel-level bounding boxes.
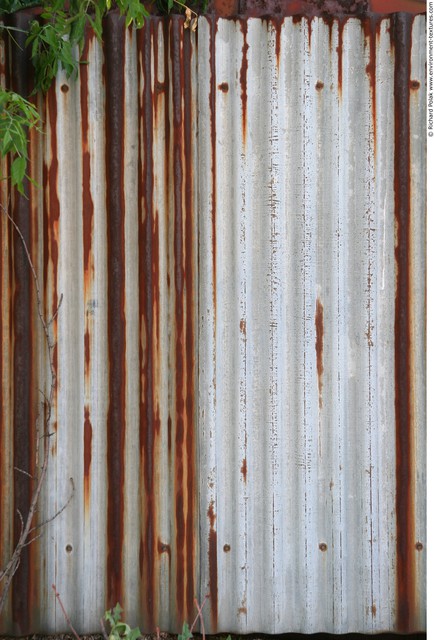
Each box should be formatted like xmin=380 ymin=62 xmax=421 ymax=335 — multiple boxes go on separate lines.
xmin=391 ymin=13 xmax=415 ymax=632
xmin=6 ymin=11 xmax=38 ymax=633
xmin=103 ymin=12 xmax=127 ymax=609
xmin=408 ymin=15 xmax=426 ymax=631
xmin=137 ymin=16 xmax=157 ymax=628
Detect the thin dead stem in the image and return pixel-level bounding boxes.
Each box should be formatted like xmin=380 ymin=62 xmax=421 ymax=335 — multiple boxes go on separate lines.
xmin=100 ymin=617 xmax=110 ymax=640
xmin=52 ymin=584 xmax=81 ymax=640
xmin=0 ymin=202 xmax=70 ymax=616
xmin=189 ymin=594 xmax=209 ymax=639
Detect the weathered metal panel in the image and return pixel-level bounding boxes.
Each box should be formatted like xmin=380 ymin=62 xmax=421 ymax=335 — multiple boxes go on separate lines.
xmin=197 ymin=14 xmax=426 ymax=634
xmin=0 ymin=11 xmax=426 ymax=636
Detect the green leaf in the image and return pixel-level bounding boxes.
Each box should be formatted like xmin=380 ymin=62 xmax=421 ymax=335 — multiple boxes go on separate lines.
xmin=178 ymin=622 xmax=192 ymax=640
xmin=11 ymin=155 xmax=27 ymax=192
xmin=128 ymin=627 xmax=141 ymax=640
xmin=113 ymin=602 xmax=123 ymax=623
xmin=1 ymin=130 xmax=13 ymax=155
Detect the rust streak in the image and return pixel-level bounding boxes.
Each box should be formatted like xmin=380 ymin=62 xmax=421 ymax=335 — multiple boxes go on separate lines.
xmin=240 ymin=20 xmax=249 ymax=146
xmin=9 ymin=12 xmax=37 ymax=632
xmin=207 ymin=503 xmax=218 ymax=630
xmin=183 ymin=23 xmax=196 ymax=621
xmin=208 ymin=17 xmax=217 ymax=319
xmin=83 ymin=407 xmax=92 ymax=513
xmin=171 ymin=17 xmax=198 ymax=624
xmin=84 ymin=329 xmax=90 ymax=381
xmin=104 ymin=12 xmax=126 ymax=609
xmin=240 ymin=458 xmax=247 ymax=482
xmin=315 ymin=298 xmax=324 ymax=409
xmin=138 ymin=17 xmax=156 ymax=628
xmin=272 ymin=18 xmax=283 ymax=67
xmin=392 ymin=13 xmax=416 ymax=633
xmin=337 ymin=18 xmax=345 ymax=97
xmin=363 ymin=16 xmax=381 ymax=158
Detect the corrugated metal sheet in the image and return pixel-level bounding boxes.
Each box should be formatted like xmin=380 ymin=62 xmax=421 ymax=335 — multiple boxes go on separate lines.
xmin=0 ymin=11 xmax=426 ymax=635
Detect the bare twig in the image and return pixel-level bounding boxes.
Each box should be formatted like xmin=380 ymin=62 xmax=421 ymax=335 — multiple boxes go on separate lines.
xmin=29 ymin=478 xmax=75 ymax=533
xmin=52 ymin=584 xmax=81 ymax=640
xmin=14 ymin=466 xmax=36 ymax=480
xmin=0 ymin=203 xmax=71 ymax=616
xmin=189 ymin=594 xmax=209 ymax=638
xmin=100 ymin=617 xmax=110 ymax=640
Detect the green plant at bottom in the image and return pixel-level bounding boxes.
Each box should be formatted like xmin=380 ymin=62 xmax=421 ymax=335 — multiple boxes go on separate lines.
xmin=104 ymin=603 xmax=142 ymax=640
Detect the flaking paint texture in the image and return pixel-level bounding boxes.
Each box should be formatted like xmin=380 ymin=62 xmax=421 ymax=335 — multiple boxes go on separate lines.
xmin=0 ymin=12 xmax=426 ymax=635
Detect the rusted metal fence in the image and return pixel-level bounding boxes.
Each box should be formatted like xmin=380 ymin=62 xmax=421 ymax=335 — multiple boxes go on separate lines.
xmin=0 ymin=7 xmax=426 ymax=636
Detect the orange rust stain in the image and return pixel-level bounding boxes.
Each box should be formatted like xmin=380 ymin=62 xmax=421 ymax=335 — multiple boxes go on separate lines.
xmin=240 ymin=21 xmax=249 ymax=146
xmin=207 ymin=502 xmax=217 ymax=529
xmin=207 ymin=502 xmax=218 ymax=630
xmin=410 ymin=80 xmax=420 ymax=90
xmin=392 ymin=14 xmax=416 ymax=632
xmin=152 ymin=212 xmax=160 ymax=345
xmin=315 ymin=81 xmax=324 ymax=91
xmin=158 ymin=539 xmax=171 ymax=555
xmin=218 ymin=82 xmax=229 ymax=92
xmin=363 ymin=17 xmax=381 ymax=157
xmin=272 ymin=18 xmax=283 ymax=67
xmin=239 ymin=318 xmax=246 ymax=335
xmin=83 ymin=407 xmax=92 ymax=513
xmin=337 ymin=19 xmax=346 ymax=97
xmin=238 ymin=607 xmax=247 ymax=615
xmin=371 ymin=604 xmax=377 ymax=617
xmin=315 ymin=299 xmax=324 ymax=409
xmin=241 ymin=458 xmax=247 ymax=482
xmin=84 ymin=328 xmax=90 ymax=379
xmin=44 ymin=87 xmax=60 ymax=324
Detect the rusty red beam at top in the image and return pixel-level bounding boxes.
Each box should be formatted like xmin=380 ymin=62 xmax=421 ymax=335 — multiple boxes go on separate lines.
xmin=211 ymin=0 xmax=426 ymax=17
xmin=370 ymin=0 xmax=425 ymax=13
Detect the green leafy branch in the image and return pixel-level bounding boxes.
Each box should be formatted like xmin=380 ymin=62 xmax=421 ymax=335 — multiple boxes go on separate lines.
xmin=25 ymin=0 xmax=149 ymax=94
xmin=0 ymin=86 xmax=42 ymax=194
xmin=0 ymin=0 xmax=203 ymax=195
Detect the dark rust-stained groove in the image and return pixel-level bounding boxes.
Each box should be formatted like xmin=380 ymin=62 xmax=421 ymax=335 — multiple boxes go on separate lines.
xmin=172 ymin=17 xmax=196 ymax=625
xmin=138 ymin=17 xmax=156 ymax=627
xmin=83 ymin=407 xmax=93 ymax=512
xmin=104 ymin=12 xmax=126 ymax=608
xmin=208 ymin=16 xmax=217 ymax=316
xmin=239 ymin=19 xmax=249 ymax=145
xmin=8 ymin=12 xmax=36 ymax=633
xmin=337 ymin=18 xmax=345 ymax=96
xmin=315 ymin=298 xmax=324 ymax=409
xmin=392 ymin=12 xmax=415 ymax=633
xmin=81 ymin=30 xmax=94 ymax=518
xmin=182 ymin=23 xmax=196 ymax=623
xmin=207 ymin=503 xmax=218 ymax=629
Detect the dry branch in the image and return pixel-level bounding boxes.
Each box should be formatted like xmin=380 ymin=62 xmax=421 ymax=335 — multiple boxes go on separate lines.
xmin=0 ymin=203 xmax=73 ymax=616
xmin=52 ymin=584 xmax=82 ymax=640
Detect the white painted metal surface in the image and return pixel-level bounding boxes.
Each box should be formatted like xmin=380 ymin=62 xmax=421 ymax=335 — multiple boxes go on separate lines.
xmin=197 ymin=15 xmax=426 ymax=634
